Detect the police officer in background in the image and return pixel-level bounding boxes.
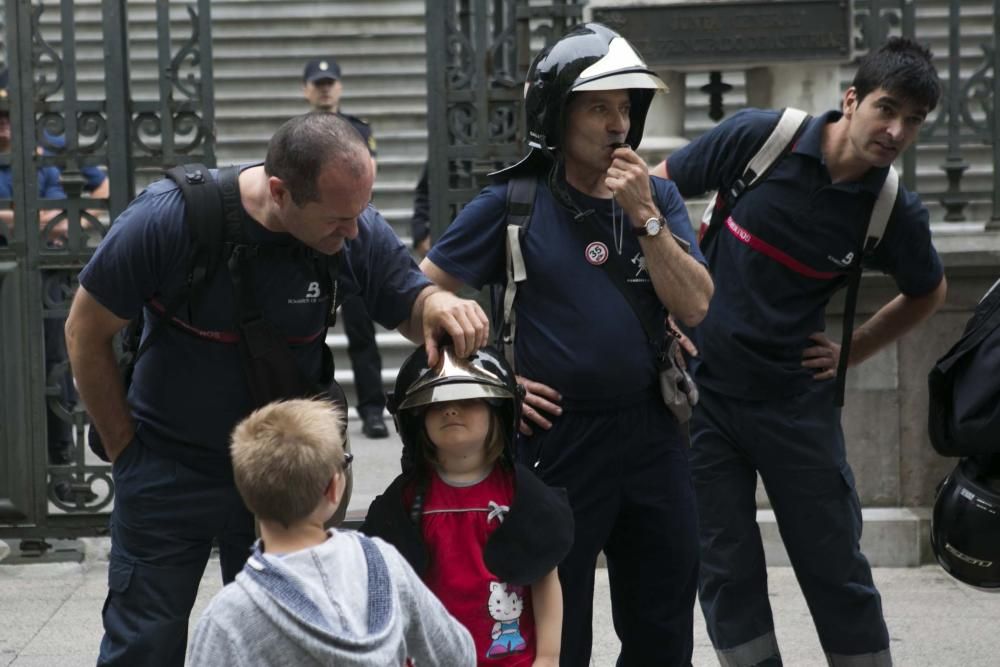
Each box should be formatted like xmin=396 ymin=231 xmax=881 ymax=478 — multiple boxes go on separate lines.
xmin=303 ymin=56 xmax=389 ymax=438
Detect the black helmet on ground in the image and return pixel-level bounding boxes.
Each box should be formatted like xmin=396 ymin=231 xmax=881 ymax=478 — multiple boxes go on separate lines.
xmin=493 ymin=22 xmax=667 ymax=182
xmin=931 ymin=455 xmax=1000 ymax=591
xmin=386 ymin=344 xmax=524 ymax=475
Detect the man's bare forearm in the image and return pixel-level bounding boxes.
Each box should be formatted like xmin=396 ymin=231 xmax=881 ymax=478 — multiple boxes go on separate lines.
xmin=396 ymin=284 xmax=440 ymax=344
xmin=65 ymin=290 xmax=134 ymax=461
xmin=630 ymin=203 xmax=713 ymax=326
xmin=850 ymin=276 xmax=947 ymax=366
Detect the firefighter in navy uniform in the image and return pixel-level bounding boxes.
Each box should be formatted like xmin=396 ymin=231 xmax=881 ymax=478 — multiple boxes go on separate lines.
xmin=303 ymin=56 xmax=389 ymax=438
xmin=652 ymin=38 xmax=947 ymax=666
xmin=66 ymin=112 xmax=490 ymax=666
xmin=420 ymin=24 xmax=713 ymax=665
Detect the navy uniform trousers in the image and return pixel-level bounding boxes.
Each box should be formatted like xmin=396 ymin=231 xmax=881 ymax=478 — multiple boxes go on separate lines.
xmin=689 ymin=381 xmax=891 ymax=667
xmin=518 ymin=389 xmax=699 ymax=667
xmin=97 ymin=434 xmax=254 ymax=667
xmin=340 ymin=294 xmax=385 ymax=414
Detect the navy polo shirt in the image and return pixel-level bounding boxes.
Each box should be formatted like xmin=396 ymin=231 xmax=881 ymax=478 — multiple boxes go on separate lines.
xmin=0 ymin=164 xmax=65 ymax=246
xmin=668 ymin=108 xmax=944 ymax=399
xmin=428 ymin=177 xmax=705 ymax=400
xmin=79 ymin=167 xmax=428 ymax=463
xmin=0 ymin=164 xmax=66 ymax=199
xmin=41 ymin=132 xmax=108 ymax=192
xmin=338 ymin=112 xmax=377 ymax=158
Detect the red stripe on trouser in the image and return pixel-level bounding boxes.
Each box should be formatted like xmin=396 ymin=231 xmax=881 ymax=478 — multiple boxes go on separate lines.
xmin=148 ymin=299 xmax=324 ymax=344
xmin=725 ymin=216 xmax=843 ymax=280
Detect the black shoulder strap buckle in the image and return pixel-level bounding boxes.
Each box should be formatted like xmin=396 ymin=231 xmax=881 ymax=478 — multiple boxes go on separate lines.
xmin=728 ymin=176 xmax=749 ymax=203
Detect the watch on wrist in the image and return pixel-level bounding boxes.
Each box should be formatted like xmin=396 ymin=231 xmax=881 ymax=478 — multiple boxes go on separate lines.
xmin=635 ymin=216 xmax=662 ymax=237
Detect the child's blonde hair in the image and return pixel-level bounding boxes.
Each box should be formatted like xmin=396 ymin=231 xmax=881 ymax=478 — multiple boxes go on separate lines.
xmin=419 ymin=401 xmax=507 ymax=469
xmin=230 ymin=398 xmax=346 ymax=527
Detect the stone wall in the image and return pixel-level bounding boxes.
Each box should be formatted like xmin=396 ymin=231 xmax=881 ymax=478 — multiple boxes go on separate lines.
xmin=832 ymin=233 xmax=1000 ymax=507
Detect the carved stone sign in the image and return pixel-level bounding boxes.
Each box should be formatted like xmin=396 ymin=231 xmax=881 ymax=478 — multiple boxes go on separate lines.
xmin=591 ymin=0 xmax=851 ymax=69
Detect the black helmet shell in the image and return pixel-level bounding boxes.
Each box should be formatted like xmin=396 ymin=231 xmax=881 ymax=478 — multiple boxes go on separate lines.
xmin=388 ymin=345 xmax=523 ymax=472
xmin=523 ymin=22 xmax=666 ymax=153
xmin=931 ymin=456 xmax=1000 ymax=591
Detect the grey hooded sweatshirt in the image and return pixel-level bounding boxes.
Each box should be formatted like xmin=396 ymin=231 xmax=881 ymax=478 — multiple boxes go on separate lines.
xmin=187 ymin=530 xmax=475 ymax=666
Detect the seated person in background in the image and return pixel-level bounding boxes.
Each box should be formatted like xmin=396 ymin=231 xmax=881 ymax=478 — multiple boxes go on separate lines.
xmin=0 ymin=66 xmax=107 ymax=244
xmin=362 ymin=345 xmax=572 ymax=667
xmin=0 ymin=108 xmax=65 ymax=242
xmin=0 ymin=75 xmax=88 ymax=503
xmin=188 ymin=398 xmax=475 ymax=667
xmin=40 ymin=130 xmax=109 ymax=200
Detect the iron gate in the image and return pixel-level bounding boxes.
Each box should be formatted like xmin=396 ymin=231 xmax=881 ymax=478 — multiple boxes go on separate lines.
xmin=0 ymin=0 xmax=215 ymax=539
xmin=425 ymin=0 xmax=1000 ymax=233
xmin=424 ymin=0 xmax=585 ymax=245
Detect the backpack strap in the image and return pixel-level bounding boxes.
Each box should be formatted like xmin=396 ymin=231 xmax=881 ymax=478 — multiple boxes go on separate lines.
xmin=317 ymin=252 xmax=341 ymax=328
xmin=497 ymin=176 xmax=537 ymax=372
xmin=700 ymin=108 xmax=811 ymax=250
xmin=866 ymin=164 xmax=898 ymax=250
xmin=833 ymin=165 xmax=901 ymax=406
xmin=132 ymin=164 xmax=233 ymax=367
xmin=165 ymin=164 xmax=229 ymax=311
xmin=566 ymin=205 xmax=671 ymax=355
xmin=741 ymin=108 xmax=811 ymax=190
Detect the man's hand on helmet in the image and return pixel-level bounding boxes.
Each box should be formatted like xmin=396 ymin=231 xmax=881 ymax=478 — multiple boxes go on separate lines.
xmin=420 ymin=288 xmax=490 ymax=366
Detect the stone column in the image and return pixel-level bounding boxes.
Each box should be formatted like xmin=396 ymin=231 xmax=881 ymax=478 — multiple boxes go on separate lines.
xmin=746 ymin=62 xmax=843 ymax=112
xmin=639 ymin=69 xmax=689 ymax=165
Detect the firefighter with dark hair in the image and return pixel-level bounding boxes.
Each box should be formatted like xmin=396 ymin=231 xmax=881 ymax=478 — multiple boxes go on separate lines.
xmin=651 ymin=37 xmax=947 ymax=666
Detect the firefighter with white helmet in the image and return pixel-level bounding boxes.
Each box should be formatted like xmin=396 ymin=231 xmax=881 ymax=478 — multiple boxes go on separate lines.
xmin=420 ymin=22 xmax=714 ymax=665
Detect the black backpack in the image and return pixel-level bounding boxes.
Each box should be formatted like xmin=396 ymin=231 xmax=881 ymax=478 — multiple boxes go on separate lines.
xmin=928 ymin=278 xmax=1000 ymax=457
xmin=87 ymin=163 xmax=345 ymax=461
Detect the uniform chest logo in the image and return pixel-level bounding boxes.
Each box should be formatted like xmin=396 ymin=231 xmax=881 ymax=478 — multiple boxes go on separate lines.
xmin=827 ymin=251 xmax=855 ymax=268
xmin=585 ymin=241 xmax=609 ymax=265
xmin=287 ymin=281 xmax=322 ymax=305
xmin=629 ymin=252 xmax=649 ymax=283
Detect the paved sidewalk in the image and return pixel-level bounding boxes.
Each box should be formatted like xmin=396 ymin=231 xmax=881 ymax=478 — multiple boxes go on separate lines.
xmin=3 ymin=419 xmax=1000 ymax=665
xmin=3 ymin=553 xmax=1000 ymax=666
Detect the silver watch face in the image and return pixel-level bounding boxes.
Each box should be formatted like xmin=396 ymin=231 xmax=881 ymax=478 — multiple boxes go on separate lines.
xmin=645 ymin=217 xmax=662 ymax=236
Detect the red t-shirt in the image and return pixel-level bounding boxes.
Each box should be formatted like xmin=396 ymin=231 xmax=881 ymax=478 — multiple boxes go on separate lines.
xmin=417 ymin=465 xmax=535 ymax=665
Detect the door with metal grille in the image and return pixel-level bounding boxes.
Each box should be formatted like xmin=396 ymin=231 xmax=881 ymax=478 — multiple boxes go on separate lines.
xmin=0 ymin=0 xmax=214 ymax=539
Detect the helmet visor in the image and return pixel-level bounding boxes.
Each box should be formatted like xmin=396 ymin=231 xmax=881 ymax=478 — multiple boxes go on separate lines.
xmin=400 ymin=381 xmax=514 ymax=411
xmin=397 ymin=346 xmax=515 ymax=411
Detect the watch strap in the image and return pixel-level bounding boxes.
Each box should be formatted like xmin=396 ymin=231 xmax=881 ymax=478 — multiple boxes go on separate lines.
xmin=634 ymin=216 xmax=661 ymax=237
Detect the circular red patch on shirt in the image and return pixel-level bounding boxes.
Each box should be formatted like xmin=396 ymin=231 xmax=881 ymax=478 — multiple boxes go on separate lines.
xmin=585 ymin=241 xmax=609 ymax=265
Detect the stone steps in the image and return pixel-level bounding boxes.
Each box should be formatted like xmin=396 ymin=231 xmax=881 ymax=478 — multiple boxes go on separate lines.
xmin=596 ymin=507 xmax=933 ymax=568
xmin=760 ymin=508 xmax=933 ymax=567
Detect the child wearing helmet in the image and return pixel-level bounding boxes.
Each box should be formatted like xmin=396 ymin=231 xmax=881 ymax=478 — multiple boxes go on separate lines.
xmin=362 ymin=345 xmax=573 ymax=666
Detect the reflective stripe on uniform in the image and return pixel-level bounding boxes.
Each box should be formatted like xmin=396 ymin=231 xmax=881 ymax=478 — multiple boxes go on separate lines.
xmin=716 ymin=631 xmax=780 ymax=667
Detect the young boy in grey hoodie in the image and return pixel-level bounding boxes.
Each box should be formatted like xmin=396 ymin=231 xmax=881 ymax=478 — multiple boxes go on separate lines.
xmin=187 ymin=398 xmax=475 ymax=666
